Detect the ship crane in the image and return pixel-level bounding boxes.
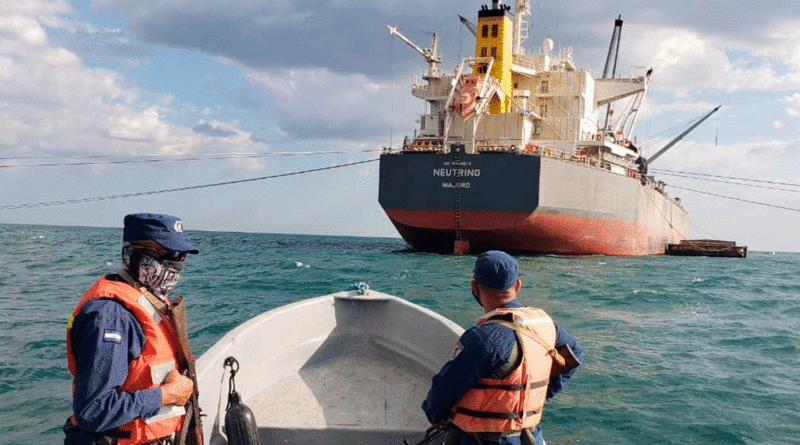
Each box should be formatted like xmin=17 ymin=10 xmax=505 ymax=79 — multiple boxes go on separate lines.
xmin=387 ymin=26 xmax=442 ymax=78
xmin=647 ymin=106 xmax=721 ymax=164
xmin=458 ymin=14 xmax=477 ymax=37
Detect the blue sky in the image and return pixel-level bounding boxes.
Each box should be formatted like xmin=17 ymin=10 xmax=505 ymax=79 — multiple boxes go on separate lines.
xmin=1 ymin=0 xmax=799 ymax=252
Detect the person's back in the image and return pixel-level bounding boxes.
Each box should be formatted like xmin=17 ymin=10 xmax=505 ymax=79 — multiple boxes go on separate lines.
xmin=422 ymin=251 xmax=583 ymax=445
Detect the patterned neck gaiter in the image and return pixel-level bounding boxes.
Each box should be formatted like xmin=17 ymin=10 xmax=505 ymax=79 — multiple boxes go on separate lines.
xmin=122 ymin=246 xmax=185 ymax=298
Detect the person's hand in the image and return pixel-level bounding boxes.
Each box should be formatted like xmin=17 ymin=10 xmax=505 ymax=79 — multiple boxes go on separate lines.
xmin=428 ymin=421 xmax=449 ymax=433
xmin=160 ymin=369 xmax=193 ymax=407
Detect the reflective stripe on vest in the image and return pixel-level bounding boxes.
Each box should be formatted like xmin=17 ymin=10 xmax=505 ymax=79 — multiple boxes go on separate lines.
xmin=66 ymin=276 xmax=185 ymax=444
xmin=450 ymin=307 xmax=556 ymax=433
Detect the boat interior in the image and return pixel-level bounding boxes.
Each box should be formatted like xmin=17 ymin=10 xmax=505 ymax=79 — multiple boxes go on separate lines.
xmin=196 ymin=291 xmax=463 ymax=445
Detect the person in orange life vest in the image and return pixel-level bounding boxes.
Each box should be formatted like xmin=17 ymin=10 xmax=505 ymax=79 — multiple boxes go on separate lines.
xmin=422 ymin=251 xmax=583 ymax=445
xmin=64 ymin=213 xmax=199 ymax=445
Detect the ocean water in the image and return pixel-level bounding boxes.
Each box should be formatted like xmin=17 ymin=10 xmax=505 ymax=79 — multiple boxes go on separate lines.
xmin=1 ymin=223 xmax=798 ymax=445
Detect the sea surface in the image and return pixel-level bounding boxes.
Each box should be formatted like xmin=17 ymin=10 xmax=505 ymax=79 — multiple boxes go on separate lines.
xmin=1 ymin=223 xmax=798 ymax=445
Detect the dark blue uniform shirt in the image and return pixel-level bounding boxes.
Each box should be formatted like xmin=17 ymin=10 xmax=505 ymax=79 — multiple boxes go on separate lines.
xmin=422 ymin=300 xmax=583 ymax=445
xmin=64 ymin=282 xmax=163 ymax=445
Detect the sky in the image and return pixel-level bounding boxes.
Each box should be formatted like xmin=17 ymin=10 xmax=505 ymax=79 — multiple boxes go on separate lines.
xmin=1 ymin=0 xmax=799 ymax=253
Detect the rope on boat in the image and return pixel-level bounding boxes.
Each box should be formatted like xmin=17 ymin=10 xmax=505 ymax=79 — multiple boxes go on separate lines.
xmin=347 ymin=282 xmax=370 ymax=295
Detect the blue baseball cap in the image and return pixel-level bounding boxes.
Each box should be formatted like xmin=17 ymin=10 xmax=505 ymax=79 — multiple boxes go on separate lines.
xmin=123 ymin=213 xmax=199 ymax=254
xmin=473 ymin=250 xmax=519 ymax=290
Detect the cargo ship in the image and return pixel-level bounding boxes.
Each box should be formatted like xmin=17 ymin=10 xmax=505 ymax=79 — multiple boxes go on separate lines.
xmin=379 ymin=0 xmax=697 ymax=255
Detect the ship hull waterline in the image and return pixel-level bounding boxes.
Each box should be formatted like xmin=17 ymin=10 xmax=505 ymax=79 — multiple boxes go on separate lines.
xmin=379 ymin=149 xmax=687 ymax=256
xmin=385 ymin=209 xmax=678 ymax=256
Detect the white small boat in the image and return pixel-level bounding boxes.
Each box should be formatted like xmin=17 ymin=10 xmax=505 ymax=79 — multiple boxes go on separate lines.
xmin=196 ymin=289 xmax=464 ymax=445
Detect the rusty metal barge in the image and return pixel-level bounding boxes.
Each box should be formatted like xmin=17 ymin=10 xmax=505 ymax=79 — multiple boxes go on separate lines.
xmin=667 ymin=240 xmax=747 ymax=258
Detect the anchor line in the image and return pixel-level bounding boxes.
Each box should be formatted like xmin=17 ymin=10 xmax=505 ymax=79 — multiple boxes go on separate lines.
xmin=0 ymin=158 xmax=379 ymax=211
xmin=453 ymin=147 xmax=464 ymax=241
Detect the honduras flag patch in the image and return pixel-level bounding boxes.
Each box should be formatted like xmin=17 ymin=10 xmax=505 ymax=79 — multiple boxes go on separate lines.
xmin=103 ymin=330 xmax=122 ymax=343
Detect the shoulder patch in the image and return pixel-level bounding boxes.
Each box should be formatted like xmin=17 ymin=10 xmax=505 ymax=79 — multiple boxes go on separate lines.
xmin=451 ymin=341 xmax=464 ymax=361
xmin=103 ymin=329 xmax=122 ymax=343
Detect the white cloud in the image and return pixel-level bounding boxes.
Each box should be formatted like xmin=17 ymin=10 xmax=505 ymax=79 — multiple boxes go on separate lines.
xmin=107 ymin=106 xmax=169 ymax=142
xmin=0 ymin=0 xmax=71 ymax=22
xmin=781 ymin=93 xmax=800 ymax=105
xmin=762 ymin=18 xmax=800 ymax=70
xmin=245 ymin=67 xmax=410 ymax=142
xmin=0 ymin=4 xmax=267 ymax=166
xmin=623 ymin=23 xmax=800 ymax=95
xmin=779 ymin=93 xmax=800 ymax=118
xmin=661 ymin=139 xmax=796 ymax=180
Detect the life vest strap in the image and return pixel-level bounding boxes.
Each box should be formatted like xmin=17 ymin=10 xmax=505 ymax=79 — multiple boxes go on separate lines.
xmin=117 ymin=268 xmax=169 ymax=313
xmin=454 ymin=407 xmax=541 ymax=420
xmin=489 ymin=320 xmax=565 ymax=368
xmin=471 ymin=379 xmax=548 ymax=391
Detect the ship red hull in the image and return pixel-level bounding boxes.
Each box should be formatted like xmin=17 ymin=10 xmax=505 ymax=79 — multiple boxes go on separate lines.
xmin=385 ymin=209 xmax=674 ymax=256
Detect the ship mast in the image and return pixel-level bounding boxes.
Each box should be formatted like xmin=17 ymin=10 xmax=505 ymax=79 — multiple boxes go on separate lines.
xmin=512 ymin=0 xmax=531 ymax=55
xmin=602 ymin=16 xmax=623 ymax=78
xmin=602 ymin=16 xmax=624 ymax=131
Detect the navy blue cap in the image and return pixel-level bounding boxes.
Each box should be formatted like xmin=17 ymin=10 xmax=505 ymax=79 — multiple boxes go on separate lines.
xmin=473 ymin=250 xmax=519 ymax=290
xmin=123 ymin=213 xmax=199 ymax=254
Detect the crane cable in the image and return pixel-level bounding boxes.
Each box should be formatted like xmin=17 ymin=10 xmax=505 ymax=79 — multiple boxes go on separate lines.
xmin=654 ymin=170 xmax=800 ymax=194
xmin=668 ymin=185 xmax=800 ymax=213
xmin=652 ymin=168 xmax=800 ymax=189
xmin=0 ymin=158 xmax=379 ymax=211
xmin=0 ymin=150 xmax=383 ymax=168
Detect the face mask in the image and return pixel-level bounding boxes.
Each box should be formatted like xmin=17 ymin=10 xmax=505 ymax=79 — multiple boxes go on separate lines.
xmin=123 ymin=246 xmax=185 ymax=298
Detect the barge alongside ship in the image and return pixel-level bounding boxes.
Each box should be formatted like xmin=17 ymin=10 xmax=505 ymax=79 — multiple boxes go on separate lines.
xmin=379 ymin=0 xmax=701 ymax=255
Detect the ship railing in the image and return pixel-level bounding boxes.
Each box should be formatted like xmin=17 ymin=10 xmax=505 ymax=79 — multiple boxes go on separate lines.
xmin=410 ymin=76 xmax=428 ymax=93
xmin=472 ymin=142 xmax=580 ymax=159
xmin=512 ymin=55 xmax=539 ymax=72
xmin=469 ymin=142 xmax=645 ymax=180
xmin=476 ymin=144 xmax=521 ymax=153
xmin=541 ymin=144 xmax=647 ymax=181
xmin=534 ymin=144 xmax=579 ymax=160
xmin=403 ymin=138 xmax=445 ymax=152
xmin=600 ymin=152 xmax=638 ymax=170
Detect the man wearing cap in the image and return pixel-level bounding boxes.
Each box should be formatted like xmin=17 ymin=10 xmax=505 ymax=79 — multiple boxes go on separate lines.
xmin=64 ymin=213 xmax=199 ymax=445
xmin=422 ymin=251 xmax=583 ymax=445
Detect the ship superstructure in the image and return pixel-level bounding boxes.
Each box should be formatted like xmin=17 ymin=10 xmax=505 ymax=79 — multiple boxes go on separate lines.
xmin=380 ymin=0 xmax=691 ymax=255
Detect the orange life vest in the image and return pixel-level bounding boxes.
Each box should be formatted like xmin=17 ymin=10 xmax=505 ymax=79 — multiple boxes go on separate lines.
xmin=450 ymin=307 xmax=557 ymax=433
xmin=66 ymin=276 xmax=185 ymax=444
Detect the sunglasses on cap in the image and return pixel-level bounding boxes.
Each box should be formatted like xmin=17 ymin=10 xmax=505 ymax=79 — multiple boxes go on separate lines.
xmin=128 ymin=241 xmax=188 ymax=262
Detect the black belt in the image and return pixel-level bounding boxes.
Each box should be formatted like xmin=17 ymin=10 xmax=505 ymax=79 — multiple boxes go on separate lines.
xmin=468 ymin=430 xmax=523 ymax=441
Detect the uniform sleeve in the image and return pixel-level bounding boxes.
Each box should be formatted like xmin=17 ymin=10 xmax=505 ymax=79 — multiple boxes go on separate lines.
xmin=421 ymin=326 xmax=507 ymax=424
xmin=70 ymin=299 xmax=162 ymax=433
xmin=547 ymin=323 xmax=584 ymax=399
